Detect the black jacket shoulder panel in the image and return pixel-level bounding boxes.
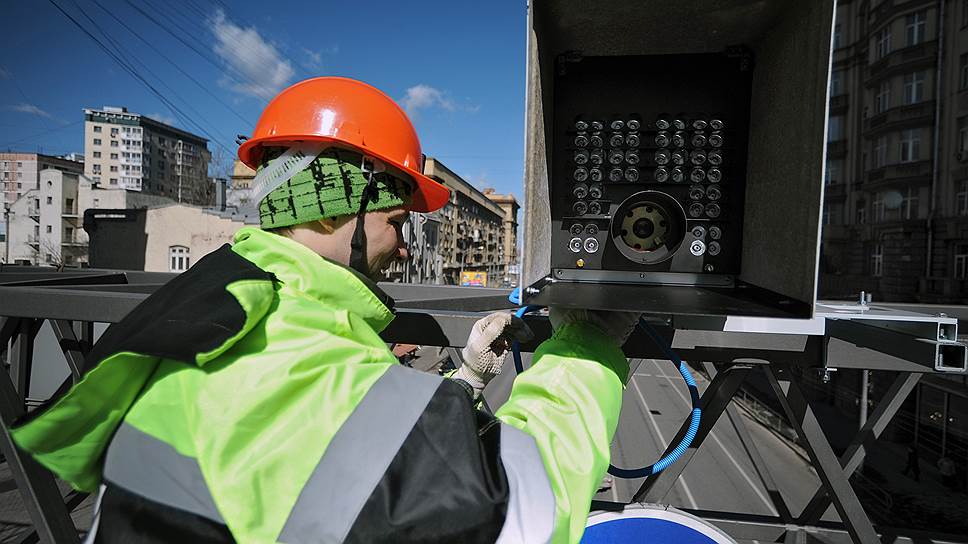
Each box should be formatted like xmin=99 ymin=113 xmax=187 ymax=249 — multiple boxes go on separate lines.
xmin=346 ymin=379 xmax=509 ymax=543
xmin=84 ymin=244 xmax=275 ymax=369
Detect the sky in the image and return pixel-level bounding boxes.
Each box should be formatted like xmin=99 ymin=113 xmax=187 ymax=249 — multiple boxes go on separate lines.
xmin=0 ymin=0 xmax=528 ymax=200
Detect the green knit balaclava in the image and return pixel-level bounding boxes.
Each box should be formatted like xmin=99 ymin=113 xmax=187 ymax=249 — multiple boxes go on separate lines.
xmin=258 ymin=147 xmax=413 ymax=229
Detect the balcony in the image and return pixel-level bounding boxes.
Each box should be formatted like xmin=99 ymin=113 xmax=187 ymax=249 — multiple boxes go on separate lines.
xmin=827 ymin=139 xmax=848 ymax=158
xmin=919 ymin=277 xmax=968 ymax=302
xmin=869 ymin=0 xmax=936 ymax=28
xmin=824 ymin=182 xmax=846 ymax=199
xmin=27 ymin=234 xmax=39 ymax=246
xmin=27 ymin=204 xmax=40 ymax=220
xmin=829 ymin=94 xmax=849 ymax=114
xmin=863 ymin=101 xmax=935 ymax=135
xmin=62 ymin=206 xmax=78 ymax=218
xmin=866 ymin=40 xmax=938 ymax=83
xmin=864 ymin=159 xmax=931 ymax=189
xmin=61 ymin=234 xmax=85 ymax=247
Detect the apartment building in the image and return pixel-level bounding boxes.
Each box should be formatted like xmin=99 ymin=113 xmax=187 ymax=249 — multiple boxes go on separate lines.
xmin=83 ymin=106 xmax=212 ymax=205
xmin=5 ymin=169 xmax=172 ymax=266
xmin=1 ymin=153 xmax=83 ymax=252
xmin=482 ymin=188 xmax=520 ymax=287
xmin=821 ymin=0 xmax=968 ymax=303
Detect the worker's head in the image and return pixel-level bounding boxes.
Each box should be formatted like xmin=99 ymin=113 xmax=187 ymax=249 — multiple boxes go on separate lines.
xmin=256 ymin=146 xmax=415 ymax=278
xmin=238 ymin=77 xmax=450 ymax=279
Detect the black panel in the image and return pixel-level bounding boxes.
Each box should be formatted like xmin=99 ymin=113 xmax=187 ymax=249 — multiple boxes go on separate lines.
xmin=551 ymin=51 xmax=753 ymax=280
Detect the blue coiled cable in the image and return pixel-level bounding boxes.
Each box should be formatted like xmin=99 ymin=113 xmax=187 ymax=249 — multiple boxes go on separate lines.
xmin=507 ymin=288 xmax=701 ymax=478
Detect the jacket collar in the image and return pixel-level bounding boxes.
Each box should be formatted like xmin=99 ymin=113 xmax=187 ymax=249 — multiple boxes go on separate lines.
xmin=232 ymin=227 xmax=396 ymax=332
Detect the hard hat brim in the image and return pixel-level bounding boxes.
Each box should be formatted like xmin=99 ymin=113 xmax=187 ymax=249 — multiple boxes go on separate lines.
xmin=239 ymin=136 xmax=451 ymax=213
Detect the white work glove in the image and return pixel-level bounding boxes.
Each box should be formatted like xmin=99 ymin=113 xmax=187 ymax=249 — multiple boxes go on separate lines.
xmin=453 ymin=312 xmax=533 ymax=399
xmin=549 ymin=307 xmax=641 ymax=346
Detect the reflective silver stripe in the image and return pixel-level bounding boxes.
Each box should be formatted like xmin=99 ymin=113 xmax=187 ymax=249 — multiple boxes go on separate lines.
xmin=495 ymin=424 xmax=556 ymax=544
xmin=103 ymin=422 xmax=224 ymax=524
xmin=278 ymin=365 xmax=442 ymax=543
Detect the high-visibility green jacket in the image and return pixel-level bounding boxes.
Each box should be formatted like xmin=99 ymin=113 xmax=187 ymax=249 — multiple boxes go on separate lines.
xmin=12 ymin=227 xmax=628 ymax=543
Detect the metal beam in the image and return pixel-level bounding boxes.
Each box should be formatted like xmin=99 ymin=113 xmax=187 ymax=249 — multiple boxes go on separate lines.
xmin=0 ymin=358 xmax=79 ymax=543
xmin=10 ymin=319 xmax=40 ymax=399
xmin=765 ymin=365 xmax=879 ymax=544
xmin=51 ymin=320 xmax=87 ymax=382
xmin=632 ymin=363 xmax=752 ymax=503
xmin=705 ymin=362 xmax=794 ymax=523
xmin=797 ymin=371 xmax=922 ymax=525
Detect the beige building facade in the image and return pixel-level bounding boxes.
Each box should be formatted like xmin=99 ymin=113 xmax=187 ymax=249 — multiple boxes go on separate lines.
xmin=5 ymin=169 xmax=171 ymax=266
xmin=84 ymin=106 xmax=212 ymax=205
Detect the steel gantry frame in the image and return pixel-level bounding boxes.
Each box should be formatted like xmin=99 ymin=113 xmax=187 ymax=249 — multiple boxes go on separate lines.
xmin=0 ymin=266 xmax=967 ymax=544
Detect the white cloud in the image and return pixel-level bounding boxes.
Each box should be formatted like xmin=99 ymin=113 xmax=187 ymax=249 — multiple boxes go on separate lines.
xmin=9 ymin=103 xmax=52 ymax=118
xmin=210 ymin=9 xmax=294 ymax=100
xmin=147 ymin=112 xmax=176 ymax=126
xmin=399 ymin=85 xmax=458 ymax=115
xmin=301 ymin=48 xmax=323 ymax=71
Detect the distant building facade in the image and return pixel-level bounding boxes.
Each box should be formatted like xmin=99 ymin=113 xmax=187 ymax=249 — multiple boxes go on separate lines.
xmin=85 ymin=204 xmax=255 ymax=272
xmin=83 ymin=106 xmax=212 ymax=205
xmin=820 ymin=0 xmax=968 ymax=303
xmin=6 ymin=169 xmax=172 ymax=266
xmin=482 ymin=188 xmax=520 ymax=287
xmin=1 ymin=153 xmax=84 ymax=253
xmin=424 ymin=158 xmax=511 ymax=286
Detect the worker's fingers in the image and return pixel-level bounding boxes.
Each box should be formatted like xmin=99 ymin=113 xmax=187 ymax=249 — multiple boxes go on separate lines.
xmin=478 ymin=312 xmax=513 ymax=342
xmin=504 ymin=315 xmax=534 ymax=343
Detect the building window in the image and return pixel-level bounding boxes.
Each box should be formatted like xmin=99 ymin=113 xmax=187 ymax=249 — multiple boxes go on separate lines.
xmin=110 ymin=178 xmax=118 ymax=185
xmin=871 ymin=244 xmax=883 ymax=277
xmin=830 ymin=70 xmax=843 ymax=96
xmin=169 ymin=246 xmax=190 ymax=272
xmin=899 ymin=129 xmax=921 ymax=162
xmin=93 ymin=198 xmax=99 ymax=208
xmin=873 ymin=135 xmax=888 ymax=168
xmin=876 ymin=27 xmax=892 ymax=59
xmin=46 ymin=196 xmax=52 ymax=205
xmin=93 ymin=151 xmax=101 ymax=158
xmin=961 ymin=54 xmax=968 ymax=89
xmin=828 ymin=115 xmax=843 ymax=141
xmin=873 ymin=192 xmax=885 ymax=221
xmin=92 ymin=176 xmax=101 ymax=183
xmin=833 ymin=23 xmax=842 ymax=49
xmin=875 ymin=81 xmax=891 ymax=113
xmin=110 ymin=141 xmax=119 ymax=147
xmin=857 ymin=200 xmax=868 ymax=224
xmin=956 ymin=245 xmax=968 ymax=279
xmin=110 ymin=165 xmax=118 ymax=172
xmin=93 ymin=125 xmax=102 ymax=133
xmin=905 ymin=11 xmax=926 ymax=46
xmin=825 ymin=159 xmax=843 ymax=185
xmin=110 ymin=153 xmax=118 ymax=160
xmin=957 ymin=180 xmax=968 ymax=215
xmin=903 ymin=71 xmax=925 ymax=104
xmin=901 ymin=187 xmax=920 ymax=219
xmin=46 ymin=225 xmax=52 ymax=233
xmin=93 ymin=138 xmax=101 ymax=146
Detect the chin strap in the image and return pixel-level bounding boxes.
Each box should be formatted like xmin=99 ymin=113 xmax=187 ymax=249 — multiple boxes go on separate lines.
xmin=348 ymin=170 xmax=380 ymax=277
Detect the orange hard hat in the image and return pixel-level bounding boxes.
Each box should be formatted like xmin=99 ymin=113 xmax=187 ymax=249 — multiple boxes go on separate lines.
xmin=238 ymin=77 xmax=451 ymax=213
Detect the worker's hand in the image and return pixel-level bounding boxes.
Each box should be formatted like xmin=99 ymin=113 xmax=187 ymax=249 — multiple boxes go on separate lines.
xmin=454 ymin=312 xmax=533 ymax=399
xmin=549 ymin=308 xmax=641 ymax=346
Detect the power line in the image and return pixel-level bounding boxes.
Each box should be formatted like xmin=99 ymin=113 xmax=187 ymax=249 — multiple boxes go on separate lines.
xmin=46 ymin=0 xmax=233 ymax=156
xmin=68 ymin=0 xmax=235 ymax=150
xmin=0 ymin=120 xmax=85 ymax=148
xmin=123 ymin=0 xmax=266 ymax=97
xmin=88 ymin=0 xmax=250 ymax=125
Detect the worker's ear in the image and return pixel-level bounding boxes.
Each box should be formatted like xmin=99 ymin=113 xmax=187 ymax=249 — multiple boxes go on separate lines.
xmin=316 ymin=218 xmax=339 ymax=234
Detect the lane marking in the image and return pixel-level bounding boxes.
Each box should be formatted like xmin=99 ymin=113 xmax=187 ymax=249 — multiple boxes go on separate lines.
xmin=630 ymin=375 xmax=698 ymax=510
xmin=651 ymin=360 xmax=778 ymax=515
